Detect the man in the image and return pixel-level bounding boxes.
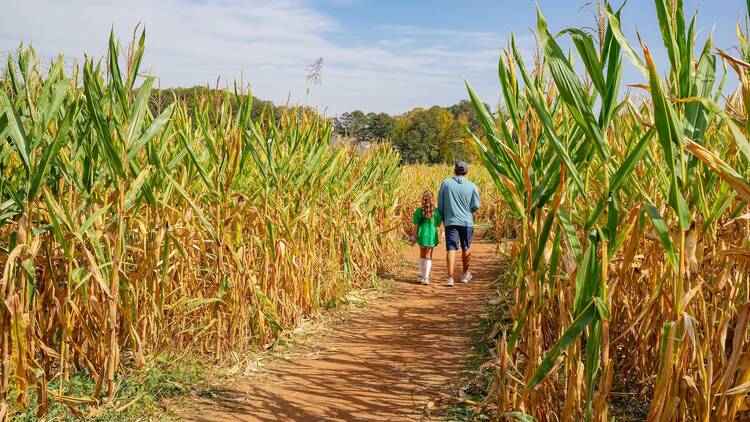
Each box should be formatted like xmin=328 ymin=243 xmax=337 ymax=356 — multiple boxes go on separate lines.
xmin=437 ymin=161 xmax=480 ymax=287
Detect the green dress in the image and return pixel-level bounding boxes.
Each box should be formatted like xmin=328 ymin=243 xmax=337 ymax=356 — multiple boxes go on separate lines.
xmin=412 ymin=208 xmax=442 ymax=247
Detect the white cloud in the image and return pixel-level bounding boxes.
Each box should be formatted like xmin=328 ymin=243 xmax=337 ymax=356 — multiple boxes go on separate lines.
xmin=0 ymin=0 xmax=515 ymax=114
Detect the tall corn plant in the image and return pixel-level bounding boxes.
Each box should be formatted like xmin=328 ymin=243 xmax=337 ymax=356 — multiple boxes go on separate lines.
xmin=468 ymin=1 xmax=750 ymax=420
xmin=0 ymin=32 xmax=401 ymax=418
xmin=609 ymin=1 xmax=750 ymax=419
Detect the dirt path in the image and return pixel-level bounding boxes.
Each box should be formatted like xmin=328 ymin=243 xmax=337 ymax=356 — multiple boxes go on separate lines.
xmin=189 ymin=240 xmax=500 ymax=421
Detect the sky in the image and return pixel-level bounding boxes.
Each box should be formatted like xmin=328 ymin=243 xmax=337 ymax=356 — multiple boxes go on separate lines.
xmin=0 ymin=0 xmax=746 ymax=115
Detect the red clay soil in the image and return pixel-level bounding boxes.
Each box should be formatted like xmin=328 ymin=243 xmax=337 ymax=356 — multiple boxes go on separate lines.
xmin=189 ymin=241 xmax=500 ymax=421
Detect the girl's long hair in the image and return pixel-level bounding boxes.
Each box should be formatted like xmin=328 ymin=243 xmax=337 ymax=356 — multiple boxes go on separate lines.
xmin=421 ymin=190 xmax=434 ymax=219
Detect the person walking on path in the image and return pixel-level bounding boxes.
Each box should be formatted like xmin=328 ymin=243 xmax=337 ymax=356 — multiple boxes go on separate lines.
xmin=438 ymin=161 xmax=480 ymax=287
xmin=412 ymin=190 xmax=442 ymax=285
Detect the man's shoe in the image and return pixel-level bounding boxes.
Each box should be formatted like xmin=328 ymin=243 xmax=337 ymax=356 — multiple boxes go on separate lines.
xmin=445 ymin=278 xmax=454 ymax=287
xmin=424 ymin=278 xmax=430 ymax=286
xmin=461 ymin=272 xmax=473 ymax=283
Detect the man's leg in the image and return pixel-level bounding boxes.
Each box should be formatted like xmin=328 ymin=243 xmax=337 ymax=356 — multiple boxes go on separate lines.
xmin=446 ymin=250 xmax=456 ymax=279
xmin=460 ymin=226 xmax=474 ymax=282
xmin=462 ymin=249 xmax=471 ymax=275
xmin=445 ymin=226 xmax=459 ymax=286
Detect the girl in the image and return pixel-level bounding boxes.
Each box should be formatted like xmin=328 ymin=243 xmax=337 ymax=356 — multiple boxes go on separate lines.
xmin=412 ymin=190 xmax=442 ymax=285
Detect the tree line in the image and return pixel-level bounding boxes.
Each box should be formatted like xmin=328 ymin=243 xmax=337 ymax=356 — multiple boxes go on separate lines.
xmin=332 ymin=101 xmax=482 ymax=163
xmin=149 ymin=86 xmax=482 ymax=164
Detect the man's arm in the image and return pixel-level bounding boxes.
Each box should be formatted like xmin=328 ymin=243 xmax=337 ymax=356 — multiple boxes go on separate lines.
xmin=470 ymin=185 xmax=480 ymax=213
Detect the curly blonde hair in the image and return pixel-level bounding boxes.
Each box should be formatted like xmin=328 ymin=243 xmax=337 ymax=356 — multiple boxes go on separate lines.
xmin=421 ymin=190 xmax=434 ymax=219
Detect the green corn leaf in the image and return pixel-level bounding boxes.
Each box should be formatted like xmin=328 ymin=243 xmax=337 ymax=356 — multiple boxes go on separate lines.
xmin=607 ymin=12 xmax=648 ymax=78
xmin=574 ymin=241 xmax=601 ymax=317
xmin=669 ymin=179 xmax=692 ymax=231
xmin=593 ymin=297 xmax=611 ymax=320
xmin=69 ymin=267 xmax=91 ymax=293
xmin=466 ymin=80 xmax=523 ymax=186
xmin=507 ymin=303 xmax=529 ymax=352
xmin=657 ymin=321 xmax=676 ymax=375
xmin=126 ymin=76 xmax=155 ymax=148
xmin=177 ymin=129 xmax=216 ymax=193
xmin=108 ymin=28 xmax=128 ymax=111
xmin=561 ymin=28 xmax=606 ymax=96
xmin=0 ymin=93 xmax=32 ymax=177
xmin=610 ymin=129 xmax=654 ymax=192
xmin=77 ymin=204 xmax=111 ymax=237
xmin=684 ymin=42 xmax=716 ymax=145
xmin=584 ymin=318 xmax=602 ymax=416
xmin=510 ymin=38 xmax=586 ymax=194
xmin=584 ymin=199 xmax=606 ymax=233
xmin=497 ymin=51 xmax=520 ymax=133
xmin=504 ymin=412 xmax=538 ymax=422
xmin=527 ymin=300 xmax=597 ymax=390
xmin=82 ymin=60 xmax=125 ymax=179
xmin=645 ymin=44 xmax=691 ymax=231
xmin=28 ymin=103 xmax=77 ymax=201
xmin=654 ymin=0 xmax=682 ymax=78
xmin=42 ymin=190 xmax=71 ymax=259
xmin=537 ymin=8 xmax=609 ymax=160
xmin=472 ymin=136 xmax=525 ymax=219
xmin=645 ymin=203 xmax=679 ymax=270
xmin=6 ymin=54 xmax=21 ymax=96
xmin=127 ymin=103 xmax=175 ymax=162
xmin=124 ymin=165 xmax=151 ymax=210
xmin=704 ymin=183 xmax=735 ymax=230
xmin=558 ymin=208 xmax=582 ymax=261
xmin=42 ymin=80 xmax=69 ymax=128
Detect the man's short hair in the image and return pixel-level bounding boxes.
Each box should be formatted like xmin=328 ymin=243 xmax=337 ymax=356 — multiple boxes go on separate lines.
xmin=454 ymin=161 xmax=469 ymax=175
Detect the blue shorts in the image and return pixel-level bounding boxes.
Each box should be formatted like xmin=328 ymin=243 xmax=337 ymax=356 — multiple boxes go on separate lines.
xmin=445 ymin=225 xmax=473 ymax=251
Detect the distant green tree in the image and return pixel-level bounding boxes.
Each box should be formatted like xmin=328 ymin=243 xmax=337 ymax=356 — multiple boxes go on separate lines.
xmin=333 ymin=110 xmax=370 ymax=142
xmin=366 ymin=112 xmax=396 ymax=141
xmin=158 ymin=88 xmax=482 ymax=164
xmin=449 ymin=100 xmax=482 ymax=134
xmin=390 ymin=106 xmax=474 ymax=164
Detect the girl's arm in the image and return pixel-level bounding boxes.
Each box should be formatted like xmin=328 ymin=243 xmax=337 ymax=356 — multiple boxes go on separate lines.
xmin=412 ymin=208 xmax=422 ymax=225
xmin=435 ymin=208 xmax=443 ymax=226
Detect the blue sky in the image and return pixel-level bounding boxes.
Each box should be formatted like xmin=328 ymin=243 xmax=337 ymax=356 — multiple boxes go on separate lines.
xmin=0 ymin=0 xmax=746 ymax=114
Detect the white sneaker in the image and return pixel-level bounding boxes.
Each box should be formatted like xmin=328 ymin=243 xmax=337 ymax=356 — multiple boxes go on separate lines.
xmin=418 ymin=276 xmax=425 ymax=285
xmin=462 ymin=272 xmax=472 ymax=283
xmin=445 ymin=278 xmax=454 ymax=287
xmin=424 ymin=278 xmax=430 ymax=286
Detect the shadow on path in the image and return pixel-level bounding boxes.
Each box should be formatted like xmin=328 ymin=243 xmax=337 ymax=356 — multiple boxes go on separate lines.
xmin=189 ymin=241 xmax=500 ymax=422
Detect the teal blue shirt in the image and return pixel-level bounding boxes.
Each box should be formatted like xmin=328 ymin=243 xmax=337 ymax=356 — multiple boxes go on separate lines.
xmin=437 ymin=176 xmax=480 ymax=227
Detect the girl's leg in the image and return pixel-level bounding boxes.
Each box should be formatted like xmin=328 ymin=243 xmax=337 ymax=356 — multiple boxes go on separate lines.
xmin=423 ymin=247 xmax=434 ymax=284
xmin=418 ymin=247 xmax=426 ymax=281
